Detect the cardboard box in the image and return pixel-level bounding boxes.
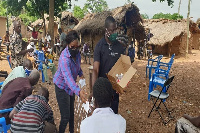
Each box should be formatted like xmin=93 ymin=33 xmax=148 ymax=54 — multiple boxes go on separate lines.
xmin=107 ymin=54 xmax=137 ymax=94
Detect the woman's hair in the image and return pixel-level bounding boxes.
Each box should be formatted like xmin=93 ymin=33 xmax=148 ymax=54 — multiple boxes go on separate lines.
xmin=66 ymin=30 xmax=80 ymax=45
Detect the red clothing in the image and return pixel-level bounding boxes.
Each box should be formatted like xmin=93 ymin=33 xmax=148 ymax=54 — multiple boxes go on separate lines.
xmin=32 ymin=31 xmax=38 ymax=39
xmin=0 ymin=77 xmax=32 ymax=123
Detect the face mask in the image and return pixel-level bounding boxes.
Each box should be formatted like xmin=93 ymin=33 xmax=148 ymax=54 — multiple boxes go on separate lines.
xmin=109 ymin=33 xmax=118 ymax=42
xmin=69 ymin=48 xmax=79 ymax=58
xmin=25 ymin=68 xmax=32 ymax=76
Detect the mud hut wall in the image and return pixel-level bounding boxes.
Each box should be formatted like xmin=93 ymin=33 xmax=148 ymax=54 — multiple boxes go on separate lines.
xmin=0 ymin=17 xmax=6 ymax=38
xmin=153 ymin=45 xmax=168 ymax=55
xmin=81 ymin=32 xmax=104 ymax=52
xmin=21 ymin=24 xmax=32 ymax=39
xmin=191 ymin=33 xmax=200 ymax=50
xmin=81 ymin=34 xmax=92 ymax=50
xmin=93 ymin=33 xmax=104 ymax=50
xmin=179 ymin=33 xmax=194 ymax=55
xmin=168 ymin=36 xmax=181 ymax=56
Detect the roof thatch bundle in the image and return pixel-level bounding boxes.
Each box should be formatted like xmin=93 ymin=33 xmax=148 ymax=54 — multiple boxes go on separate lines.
xmin=74 ymin=11 xmax=112 ymax=33
xmin=197 ymin=18 xmax=200 ymax=28
xmin=31 ymin=14 xmax=59 ymax=27
xmin=61 ymin=11 xmax=79 ymax=25
xmin=74 ymin=3 xmax=144 ymax=40
xmin=143 ymin=19 xmax=200 ymax=46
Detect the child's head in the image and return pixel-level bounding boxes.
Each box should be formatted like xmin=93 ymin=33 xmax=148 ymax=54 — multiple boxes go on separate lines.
xmin=38 ymin=87 xmax=49 ymax=101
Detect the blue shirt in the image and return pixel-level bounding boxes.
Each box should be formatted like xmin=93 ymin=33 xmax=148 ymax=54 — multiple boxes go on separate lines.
xmin=53 ymin=46 xmax=83 ymax=96
xmin=35 ymin=50 xmax=45 ymax=62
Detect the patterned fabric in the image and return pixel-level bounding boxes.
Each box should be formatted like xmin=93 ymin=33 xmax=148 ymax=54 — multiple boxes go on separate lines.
xmin=53 ymin=46 xmax=83 ymax=96
xmin=10 ymin=95 xmax=54 ymax=133
xmin=176 ymin=117 xmax=200 ymax=133
xmin=10 ymin=32 xmax=24 ymax=68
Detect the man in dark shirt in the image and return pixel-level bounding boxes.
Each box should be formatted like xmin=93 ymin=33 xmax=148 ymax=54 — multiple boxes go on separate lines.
xmin=0 ymin=69 xmax=40 ymax=123
xmin=92 ymin=16 xmax=125 ymax=114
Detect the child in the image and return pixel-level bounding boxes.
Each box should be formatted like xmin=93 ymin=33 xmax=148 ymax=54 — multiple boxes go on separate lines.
xmin=35 ymin=42 xmax=56 ymax=84
xmin=9 ymin=87 xmax=57 ymax=133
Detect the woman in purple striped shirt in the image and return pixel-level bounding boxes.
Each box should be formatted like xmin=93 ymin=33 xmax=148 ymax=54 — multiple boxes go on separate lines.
xmin=53 ymin=30 xmax=87 ymax=133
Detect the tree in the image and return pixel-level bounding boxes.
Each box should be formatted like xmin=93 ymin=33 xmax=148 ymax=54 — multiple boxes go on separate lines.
xmin=0 ymin=1 xmax=7 ymax=16
xmin=178 ymin=0 xmax=182 ymax=15
xmin=18 ymin=12 xmax=38 ymax=26
xmin=152 ymin=0 xmax=174 ymax=6
xmin=48 ymin=0 xmax=54 ymax=48
xmin=186 ymin=0 xmax=191 ymax=57
xmin=141 ymin=14 xmax=149 ymax=19
xmin=84 ymin=0 xmax=108 ymax=13
xmin=73 ymin=6 xmax=85 ymax=19
xmin=152 ymin=12 xmax=183 ymax=20
xmin=6 ymin=0 xmax=68 ymax=35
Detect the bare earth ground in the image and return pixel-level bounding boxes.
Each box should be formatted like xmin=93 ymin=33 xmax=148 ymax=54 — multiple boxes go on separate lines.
xmin=1 ymin=50 xmax=200 ymax=133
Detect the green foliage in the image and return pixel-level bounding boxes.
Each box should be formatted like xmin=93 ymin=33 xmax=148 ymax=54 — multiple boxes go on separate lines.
xmin=84 ymin=0 xmax=108 ymax=13
xmin=152 ymin=0 xmax=174 ymax=7
xmin=141 ymin=14 xmax=149 ymax=19
xmin=0 ymin=1 xmax=7 ymax=16
xmin=6 ymin=0 xmax=68 ymax=18
xmin=18 ymin=13 xmax=38 ymax=26
xmin=73 ymin=6 xmax=84 ymax=19
xmin=152 ymin=12 xmax=183 ymax=20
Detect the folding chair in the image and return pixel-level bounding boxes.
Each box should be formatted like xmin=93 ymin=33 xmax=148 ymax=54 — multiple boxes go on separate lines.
xmin=148 ymin=54 xmax=175 ymax=100
xmin=148 ymin=76 xmax=174 ymax=125
xmin=0 ymin=108 xmax=13 ymax=133
xmin=146 ymin=55 xmax=163 ymax=80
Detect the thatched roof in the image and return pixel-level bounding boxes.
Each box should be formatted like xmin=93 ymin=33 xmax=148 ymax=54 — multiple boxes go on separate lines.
xmin=197 ymin=18 xmax=200 ymax=28
xmin=143 ymin=19 xmax=200 ymax=46
xmin=197 ymin=18 xmax=200 ymax=24
xmin=74 ymin=3 xmax=144 ymax=40
xmin=61 ymin=11 xmax=79 ymax=25
xmin=31 ymin=14 xmax=59 ymax=27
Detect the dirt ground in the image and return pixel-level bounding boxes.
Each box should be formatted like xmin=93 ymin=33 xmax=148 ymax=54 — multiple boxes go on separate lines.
xmin=1 ymin=50 xmax=200 ymax=133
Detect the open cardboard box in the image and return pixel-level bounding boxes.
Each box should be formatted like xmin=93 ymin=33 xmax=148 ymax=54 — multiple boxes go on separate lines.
xmin=107 ymin=54 xmax=137 ymax=94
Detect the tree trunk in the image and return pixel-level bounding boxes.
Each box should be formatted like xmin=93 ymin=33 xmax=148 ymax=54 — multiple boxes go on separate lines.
xmin=42 ymin=13 xmax=46 ymax=37
xmin=48 ymin=0 xmax=54 ymax=48
xmin=6 ymin=8 xmax=9 ymax=31
xmin=186 ymin=0 xmax=191 ymax=57
xmin=178 ymin=0 xmax=182 ymax=15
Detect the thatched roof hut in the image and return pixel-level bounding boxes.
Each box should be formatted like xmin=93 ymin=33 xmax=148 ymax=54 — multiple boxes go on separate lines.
xmin=143 ymin=19 xmax=200 ymax=56
xmin=197 ymin=18 xmax=200 ymax=29
xmin=61 ymin=11 xmax=79 ymax=33
xmin=74 ymin=3 xmax=144 ymax=50
xmin=74 ymin=3 xmax=143 ymax=35
xmin=30 ymin=14 xmax=59 ymax=39
xmin=31 ymin=14 xmax=59 ymax=28
xmin=144 ymin=19 xmax=199 ymax=46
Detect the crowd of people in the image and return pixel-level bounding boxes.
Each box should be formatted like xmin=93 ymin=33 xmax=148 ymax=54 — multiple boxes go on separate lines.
xmin=0 ymin=15 xmax=198 ymax=133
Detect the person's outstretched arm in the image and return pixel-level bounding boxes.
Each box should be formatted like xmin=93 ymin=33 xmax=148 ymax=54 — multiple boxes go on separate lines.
xmin=183 ymin=114 xmax=200 ymax=127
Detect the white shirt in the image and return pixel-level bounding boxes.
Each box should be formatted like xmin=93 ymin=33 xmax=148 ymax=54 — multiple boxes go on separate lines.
xmin=80 ymin=107 xmax=126 ymax=133
xmin=27 ymin=42 xmax=36 ymax=56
